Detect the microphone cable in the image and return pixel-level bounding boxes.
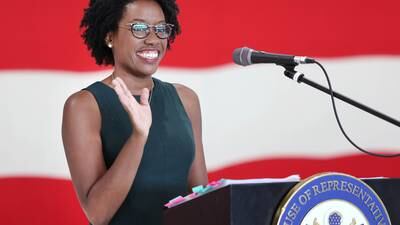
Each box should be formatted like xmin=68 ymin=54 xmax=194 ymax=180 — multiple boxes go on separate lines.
xmin=314 ymin=61 xmax=400 ymax=157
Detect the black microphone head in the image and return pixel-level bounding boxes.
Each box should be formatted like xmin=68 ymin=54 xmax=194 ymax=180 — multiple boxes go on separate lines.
xmin=233 ymin=47 xmax=253 ymax=66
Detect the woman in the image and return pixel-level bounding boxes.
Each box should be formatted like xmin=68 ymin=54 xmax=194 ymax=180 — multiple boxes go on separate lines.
xmin=62 ymin=0 xmax=208 ymax=224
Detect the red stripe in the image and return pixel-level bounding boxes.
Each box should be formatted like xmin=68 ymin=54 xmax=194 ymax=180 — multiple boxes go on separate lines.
xmin=208 ymin=153 xmax=400 ymax=181
xmin=1 ymin=154 xmax=399 ymax=224
xmin=0 ymin=177 xmax=87 ymax=225
xmin=1 ymin=0 xmax=400 ymax=70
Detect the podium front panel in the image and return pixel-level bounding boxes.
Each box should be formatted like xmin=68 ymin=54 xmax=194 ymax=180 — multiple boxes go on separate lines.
xmin=163 ymin=179 xmax=400 ymax=225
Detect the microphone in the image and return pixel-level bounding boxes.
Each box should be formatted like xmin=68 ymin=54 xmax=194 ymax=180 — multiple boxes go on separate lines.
xmin=233 ymin=47 xmax=315 ymax=66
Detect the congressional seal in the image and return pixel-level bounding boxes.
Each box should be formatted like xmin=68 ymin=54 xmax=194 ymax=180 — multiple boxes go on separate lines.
xmin=273 ymin=173 xmax=391 ymax=225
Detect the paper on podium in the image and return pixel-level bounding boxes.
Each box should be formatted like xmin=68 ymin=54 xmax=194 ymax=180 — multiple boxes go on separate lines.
xmin=220 ymin=174 xmax=300 ymax=185
xmin=165 ymin=175 xmax=300 ymax=208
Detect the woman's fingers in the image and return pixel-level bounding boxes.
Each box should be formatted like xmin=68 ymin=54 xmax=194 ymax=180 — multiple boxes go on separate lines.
xmin=112 ymin=79 xmax=124 ymax=96
xmin=140 ymin=88 xmax=150 ymax=106
xmin=112 ymin=77 xmax=138 ymax=107
xmin=116 ymin=77 xmax=132 ymax=97
xmin=112 ymin=77 xmax=128 ymax=97
xmin=110 ymin=76 xmax=152 ymax=134
xmin=112 ymin=77 xmax=151 ymax=106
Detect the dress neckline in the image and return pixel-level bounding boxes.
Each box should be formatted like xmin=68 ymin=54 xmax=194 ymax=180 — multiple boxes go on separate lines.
xmin=96 ymin=77 xmax=158 ymax=99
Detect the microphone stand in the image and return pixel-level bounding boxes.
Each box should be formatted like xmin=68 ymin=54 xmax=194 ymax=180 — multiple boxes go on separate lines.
xmin=282 ymin=64 xmax=400 ymax=128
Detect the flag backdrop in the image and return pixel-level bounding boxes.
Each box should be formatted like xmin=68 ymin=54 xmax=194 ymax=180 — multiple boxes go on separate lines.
xmin=1 ymin=0 xmax=400 ymax=224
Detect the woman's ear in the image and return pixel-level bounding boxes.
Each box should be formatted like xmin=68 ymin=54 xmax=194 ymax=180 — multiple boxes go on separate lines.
xmin=105 ymin=33 xmax=113 ymax=48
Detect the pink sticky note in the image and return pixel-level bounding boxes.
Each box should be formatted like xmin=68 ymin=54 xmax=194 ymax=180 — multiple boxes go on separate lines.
xmin=171 ymin=196 xmax=185 ymax=204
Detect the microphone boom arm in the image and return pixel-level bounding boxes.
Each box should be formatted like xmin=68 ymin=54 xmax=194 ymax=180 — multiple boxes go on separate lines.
xmin=283 ymin=64 xmax=400 ymax=128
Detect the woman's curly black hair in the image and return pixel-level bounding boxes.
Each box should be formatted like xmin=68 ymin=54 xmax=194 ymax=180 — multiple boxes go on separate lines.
xmin=80 ymin=0 xmax=181 ymax=66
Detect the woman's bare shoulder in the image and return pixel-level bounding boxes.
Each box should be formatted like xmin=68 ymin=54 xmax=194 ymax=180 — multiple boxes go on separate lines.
xmin=172 ymin=83 xmax=199 ymax=106
xmin=63 ymin=89 xmax=99 ymax=115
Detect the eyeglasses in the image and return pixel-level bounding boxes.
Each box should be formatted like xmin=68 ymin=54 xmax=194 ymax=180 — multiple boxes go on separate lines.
xmin=121 ymin=22 xmax=174 ymax=39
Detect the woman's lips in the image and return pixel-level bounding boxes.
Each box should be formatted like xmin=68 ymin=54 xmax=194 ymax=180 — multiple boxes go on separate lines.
xmin=136 ymin=49 xmax=160 ymax=63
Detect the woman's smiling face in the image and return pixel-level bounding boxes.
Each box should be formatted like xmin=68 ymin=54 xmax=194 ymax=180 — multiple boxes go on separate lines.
xmin=110 ymin=0 xmax=168 ymax=77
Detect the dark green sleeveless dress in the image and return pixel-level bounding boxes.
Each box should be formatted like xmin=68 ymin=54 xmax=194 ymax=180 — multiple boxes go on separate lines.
xmin=84 ymin=77 xmax=195 ymax=225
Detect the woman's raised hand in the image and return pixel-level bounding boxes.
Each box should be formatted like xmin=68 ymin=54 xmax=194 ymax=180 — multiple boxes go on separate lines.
xmin=112 ymin=77 xmax=152 ymax=137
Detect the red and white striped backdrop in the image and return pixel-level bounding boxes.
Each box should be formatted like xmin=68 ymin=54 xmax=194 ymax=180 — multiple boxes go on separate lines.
xmin=1 ymin=0 xmax=400 ymax=224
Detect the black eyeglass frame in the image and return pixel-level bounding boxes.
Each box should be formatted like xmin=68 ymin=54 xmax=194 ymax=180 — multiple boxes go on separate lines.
xmin=120 ymin=22 xmax=175 ymax=39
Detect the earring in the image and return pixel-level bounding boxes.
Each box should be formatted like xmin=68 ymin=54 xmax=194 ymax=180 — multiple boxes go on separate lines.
xmin=107 ymin=43 xmax=112 ymax=48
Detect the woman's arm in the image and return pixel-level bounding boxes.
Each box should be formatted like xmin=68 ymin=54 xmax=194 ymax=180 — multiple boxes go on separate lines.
xmin=62 ymin=79 xmax=151 ymax=225
xmin=174 ymin=84 xmax=208 ymax=189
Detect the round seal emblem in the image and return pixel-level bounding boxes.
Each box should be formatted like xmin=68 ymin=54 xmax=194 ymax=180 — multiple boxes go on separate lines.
xmin=273 ymin=173 xmax=391 ymax=225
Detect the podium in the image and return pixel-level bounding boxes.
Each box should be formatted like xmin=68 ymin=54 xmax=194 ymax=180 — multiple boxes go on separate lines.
xmin=163 ymin=178 xmax=400 ymax=225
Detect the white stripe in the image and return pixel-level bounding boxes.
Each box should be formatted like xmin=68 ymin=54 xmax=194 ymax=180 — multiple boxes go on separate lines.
xmin=1 ymin=56 xmax=400 ymax=178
